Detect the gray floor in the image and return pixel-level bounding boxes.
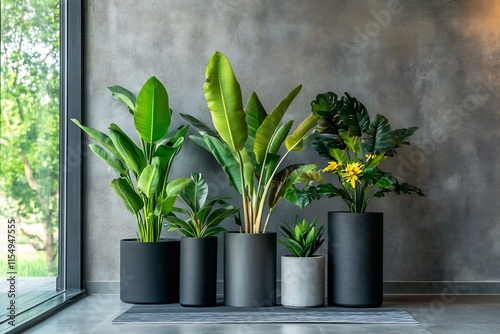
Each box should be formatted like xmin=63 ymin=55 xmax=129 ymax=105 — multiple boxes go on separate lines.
xmin=22 ymin=294 xmax=500 ymax=334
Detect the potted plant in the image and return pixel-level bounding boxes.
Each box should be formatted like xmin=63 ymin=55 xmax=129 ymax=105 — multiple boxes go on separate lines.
xmin=166 ymin=172 xmax=238 ymax=307
xmin=300 ymin=91 xmax=424 ymax=307
xmin=279 ymin=216 xmax=325 ymax=308
xmin=72 ymin=76 xmax=191 ymax=304
xmin=181 ymin=51 xmax=319 ymax=306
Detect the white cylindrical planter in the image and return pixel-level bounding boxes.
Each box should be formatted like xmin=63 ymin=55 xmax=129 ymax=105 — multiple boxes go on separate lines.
xmin=281 ymin=255 xmax=325 ymax=307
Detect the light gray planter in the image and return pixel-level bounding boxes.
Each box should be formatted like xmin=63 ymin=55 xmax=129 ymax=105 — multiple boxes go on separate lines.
xmin=281 ymin=255 xmax=325 ymax=308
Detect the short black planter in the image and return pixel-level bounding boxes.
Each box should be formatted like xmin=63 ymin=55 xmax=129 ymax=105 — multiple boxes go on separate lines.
xmin=328 ymin=212 xmax=383 ymax=308
xmin=224 ymin=232 xmax=276 ymax=307
xmin=120 ymin=238 xmax=180 ymax=304
xmin=179 ymin=236 xmax=218 ymax=307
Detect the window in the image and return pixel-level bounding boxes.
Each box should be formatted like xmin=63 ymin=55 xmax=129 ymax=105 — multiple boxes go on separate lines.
xmin=0 ymin=0 xmax=83 ymax=332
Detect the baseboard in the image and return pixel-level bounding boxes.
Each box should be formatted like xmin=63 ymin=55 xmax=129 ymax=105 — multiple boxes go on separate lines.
xmin=84 ymin=280 xmax=500 ymax=296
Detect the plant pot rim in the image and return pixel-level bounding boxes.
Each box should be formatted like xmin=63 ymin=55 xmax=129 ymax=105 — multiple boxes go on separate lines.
xmin=328 ymin=211 xmax=383 ymax=214
xmin=121 ymin=238 xmax=180 ymax=243
xmin=180 ymin=235 xmax=218 ymax=240
xmin=281 ymin=254 xmax=325 ymax=259
xmin=225 ymin=231 xmax=277 ymax=235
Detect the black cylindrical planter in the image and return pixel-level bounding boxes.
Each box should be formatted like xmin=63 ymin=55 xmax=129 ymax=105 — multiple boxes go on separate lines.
xmin=120 ymin=238 xmax=180 ymax=304
xmin=328 ymin=212 xmax=383 ymax=307
xmin=224 ymin=232 xmax=276 ymax=307
xmin=179 ymin=236 xmax=218 ymax=307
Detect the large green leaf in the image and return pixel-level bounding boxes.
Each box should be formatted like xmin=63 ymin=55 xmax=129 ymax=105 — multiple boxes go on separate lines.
xmin=196 ymin=134 xmax=243 ymax=194
xmin=179 ymin=113 xmax=218 ymax=138
xmin=166 ymin=177 xmax=192 ymax=197
xmin=134 ymin=76 xmax=171 ymax=143
xmin=338 ymin=129 xmax=360 ymax=155
xmin=245 ymin=92 xmax=267 ymax=158
xmin=181 ymin=173 xmax=208 ymax=212
xmin=269 ymin=120 xmax=293 ymax=155
xmin=110 ymin=178 xmax=143 ymax=214
xmin=109 ymin=128 xmax=143 ymax=176
xmin=108 ymin=85 xmax=136 ymax=114
xmin=155 ymin=196 xmax=177 ymax=216
xmin=268 ymin=164 xmax=316 ymax=210
xmin=203 ymin=51 xmax=247 ymax=152
xmin=254 ymin=85 xmax=302 ymax=163
xmin=88 ymin=144 xmax=128 ymax=176
xmin=362 ymin=114 xmax=392 ymax=153
xmin=285 ymin=114 xmax=319 ymax=151
xmin=137 ymin=164 xmax=160 ymax=198
xmin=71 ymin=119 xmax=121 ymax=158
xmin=340 ymin=93 xmax=370 ymax=136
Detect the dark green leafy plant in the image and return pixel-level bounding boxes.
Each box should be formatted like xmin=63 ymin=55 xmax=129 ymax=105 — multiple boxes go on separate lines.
xmin=181 ymin=51 xmax=319 ymax=233
xmin=301 ymin=91 xmax=424 ymax=212
xmin=166 ymin=173 xmax=239 ymax=238
xmin=72 ymin=76 xmax=191 ymax=242
xmin=279 ymin=216 xmax=325 ymax=257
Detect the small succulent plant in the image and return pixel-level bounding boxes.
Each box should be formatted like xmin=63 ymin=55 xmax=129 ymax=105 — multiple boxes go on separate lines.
xmin=279 ymin=216 xmax=325 ymax=257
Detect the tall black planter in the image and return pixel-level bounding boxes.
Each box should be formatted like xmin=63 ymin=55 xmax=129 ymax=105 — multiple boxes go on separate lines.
xmin=328 ymin=212 xmax=383 ymax=307
xmin=120 ymin=238 xmax=180 ymax=304
xmin=179 ymin=236 xmax=218 ymax=307
xmin=224 ymin=232 xmax=276 ymax=307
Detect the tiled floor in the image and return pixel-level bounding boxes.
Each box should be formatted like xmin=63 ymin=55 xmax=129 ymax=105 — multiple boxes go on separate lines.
xmin=21 ymin=294 xmax=500 ymax=334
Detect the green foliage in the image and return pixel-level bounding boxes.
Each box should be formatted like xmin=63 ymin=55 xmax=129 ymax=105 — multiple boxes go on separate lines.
xmin=72 ymin=77 xmax=190 ymax=242
xmin=279 ymin=216 xmax=325 ymax=257
xmin=166 ymin=173 xmax=239 ymax=238
xmin=0 ymin=0 xmax=60 ymax=269
xmin=181 ymin=51 xmax=319 ymax=233
xmin=308 ymin=92 xmax=424 ymax=212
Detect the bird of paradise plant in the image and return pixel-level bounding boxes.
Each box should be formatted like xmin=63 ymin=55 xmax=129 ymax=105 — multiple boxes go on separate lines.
xmin=306 ymin=91 xmax=424 ymax=212
xmin=181 ymin=51 xmax=319 ymax=233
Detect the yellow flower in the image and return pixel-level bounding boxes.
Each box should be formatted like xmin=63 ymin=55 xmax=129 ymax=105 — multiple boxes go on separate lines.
xmin=323 ymin=161 xmax=342 ymax=173
xmin=365 ymin=153 xmax=376 ymax=161
xmin=341 ymin=162 xmax=364 ymax=188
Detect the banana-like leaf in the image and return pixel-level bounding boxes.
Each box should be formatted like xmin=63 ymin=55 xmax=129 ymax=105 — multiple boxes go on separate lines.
xmin=108 ymin=85 xmax=136 ymax=114
xmin=134 ymin=76 xmax=171 ymax=143
xmin=71 ymin=119 xmax=121 ymax=158
xmin=197 ymin=134 xmax=243 ymax=194
xmin=155 ymin=196 xmax=177 ymax=216
xmin=166 ymin=177 xmax=192 ymax=197
xmin=205 ymin=207 xmax=239 ymax=229
xmin=269 ymin=120 xmax=294 ymax=155
xmin=109 ymin=128 xmax=143 ymax=176
xmin=110 ymin=178 xmax=143 ymax=214
xmin=362 ymin=114 xmax=392 ymax=153
xmin=258 ymin=153 xmax=279 ymax=187
xmin=245 ymin=92 xmax=267 ymax=158
xmin=254 ymin=85 xmax=302 ymax=163
xmin=239 ymin=148 xmax=255 ymax=194
xmin=156 ymin=125 xmax=189 ymax=148
xmin=203 ymin=52 xmax=247 ymax=152
xmin=285 ymin=114 xmax=319 ymax=151
xmin=179 ymin=113 xmax=218 ymax=138
xmin=137 ymin=164 xmax=160 ymax=198
xmin=88 ymin=144 xmax=128 ymax=176
xmin=181 ymin=173 xmax=208 ymax=213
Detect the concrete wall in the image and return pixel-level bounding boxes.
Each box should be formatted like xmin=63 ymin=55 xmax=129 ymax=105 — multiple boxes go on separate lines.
xmin=83 ymin=0 xmax=500 ymax=291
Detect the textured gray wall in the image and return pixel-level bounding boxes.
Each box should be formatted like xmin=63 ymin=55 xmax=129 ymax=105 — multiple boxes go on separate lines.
xmin=83 ymin=0 xmax=500 ymax=287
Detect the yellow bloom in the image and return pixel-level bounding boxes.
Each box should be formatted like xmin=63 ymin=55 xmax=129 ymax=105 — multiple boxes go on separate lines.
xmin=323 ymin=161 xmax=342 ymax=173
xmin=365 ymin=153 xmax=376 ymax=161
xmin=341 ymin=162 xmax=364 ymax=188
